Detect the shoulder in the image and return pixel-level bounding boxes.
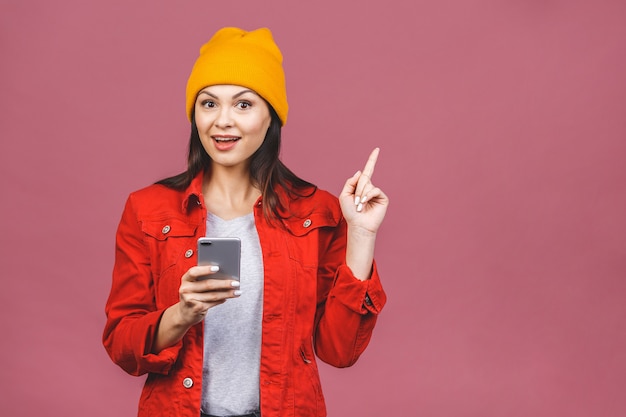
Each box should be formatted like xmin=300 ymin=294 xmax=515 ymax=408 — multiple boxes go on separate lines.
xmin=308 ymin=187 xmax=340 ymax=211
xmin=124 ymin=183 xmax=192 ymax=219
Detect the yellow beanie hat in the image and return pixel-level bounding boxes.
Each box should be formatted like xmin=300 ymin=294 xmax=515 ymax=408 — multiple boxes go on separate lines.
xmin=185 ymin=27 xmax=288 ymax=125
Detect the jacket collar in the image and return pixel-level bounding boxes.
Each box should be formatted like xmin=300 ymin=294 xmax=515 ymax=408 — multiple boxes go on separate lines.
xmin=181 ymin=171 xmax=322 ymax=219
xmin=182 ymin=171 xmax=205 ymax=213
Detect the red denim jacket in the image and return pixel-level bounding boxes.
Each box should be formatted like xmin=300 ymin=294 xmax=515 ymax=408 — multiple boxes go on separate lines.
xmin=103 ymin=172 xmax=386 ymax=417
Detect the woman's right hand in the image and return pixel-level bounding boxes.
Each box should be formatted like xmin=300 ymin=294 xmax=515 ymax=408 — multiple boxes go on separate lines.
xmin=177 ymin=265 xmax=241 ymax=327
xmin=152 ymin=265 xmax=240 ymax=353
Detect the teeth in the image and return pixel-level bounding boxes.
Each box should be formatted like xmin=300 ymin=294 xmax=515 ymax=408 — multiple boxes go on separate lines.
xmin=214 ymin=137 xmax=238 ymax=142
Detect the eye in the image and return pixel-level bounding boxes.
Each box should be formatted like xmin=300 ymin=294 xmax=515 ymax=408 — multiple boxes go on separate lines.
xmin=236 ymin=101 xmax=252 ymax=110
xmin=201 ymin=100 xmax=216 ymax=108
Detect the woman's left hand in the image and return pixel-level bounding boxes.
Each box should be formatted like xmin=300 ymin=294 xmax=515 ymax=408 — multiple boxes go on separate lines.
xmin=339 ymin=148 xmax=389 ymax=235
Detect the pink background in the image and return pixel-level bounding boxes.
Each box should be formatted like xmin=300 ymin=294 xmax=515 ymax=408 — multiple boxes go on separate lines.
xmin=1 ymin=0 xmax=625 ymax=416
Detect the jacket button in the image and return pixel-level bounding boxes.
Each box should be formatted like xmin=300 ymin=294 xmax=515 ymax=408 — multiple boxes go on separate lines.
xmin=303 ymin=219 xmax=312 ymax=228
xmin=182 ymin=377 xmax=193 ymax=388
xmin=162 ymin=225 xmax=171 ymax=234
xmin=184 ymin=249 xmax=193 ymax=258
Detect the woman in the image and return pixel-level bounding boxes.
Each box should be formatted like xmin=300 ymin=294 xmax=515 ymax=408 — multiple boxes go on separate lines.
xmin=103 ymin=27 xmax=388 ymax=417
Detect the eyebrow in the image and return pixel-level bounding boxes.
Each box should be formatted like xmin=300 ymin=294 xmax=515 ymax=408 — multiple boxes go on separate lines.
xmin=197 ymin=89 xmax=257 ymax=99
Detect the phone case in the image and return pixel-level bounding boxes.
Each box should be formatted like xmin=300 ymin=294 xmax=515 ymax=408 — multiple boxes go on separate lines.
xmin=197 ymin=237 xmax=241 ymax=280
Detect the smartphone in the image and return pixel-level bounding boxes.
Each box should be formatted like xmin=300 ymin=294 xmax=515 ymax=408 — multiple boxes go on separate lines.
xmin=197 ymin=237 xmax=241 ymax=281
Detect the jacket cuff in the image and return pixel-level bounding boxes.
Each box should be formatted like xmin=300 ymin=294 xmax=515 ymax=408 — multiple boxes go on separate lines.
xmin=127 ymin=309 xmax=183 ymax=375
xmin=331 ymin=262 xmax=386 ymax=315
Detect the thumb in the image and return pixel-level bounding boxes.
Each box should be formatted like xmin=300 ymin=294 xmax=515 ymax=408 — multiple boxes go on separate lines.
xmin=341 ymin=170 xmax=361 ymax=197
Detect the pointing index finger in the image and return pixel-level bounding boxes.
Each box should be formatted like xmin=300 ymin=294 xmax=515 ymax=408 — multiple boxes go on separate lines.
xmin=362 ymin=147 xmax=380 ymax=179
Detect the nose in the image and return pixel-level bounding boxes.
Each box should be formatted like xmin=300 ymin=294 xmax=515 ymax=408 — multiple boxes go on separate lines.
xmin=215 ymin=106 xmax=233 ymax=128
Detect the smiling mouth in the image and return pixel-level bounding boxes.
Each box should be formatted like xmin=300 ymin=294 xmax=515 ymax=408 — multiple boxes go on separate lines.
xmin=212 ymin=136 xmax=240 ymax=142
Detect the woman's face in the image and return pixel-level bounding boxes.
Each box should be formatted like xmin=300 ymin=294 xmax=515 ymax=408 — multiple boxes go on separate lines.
xmin=194 ymin=85 xmax=271 ymax=171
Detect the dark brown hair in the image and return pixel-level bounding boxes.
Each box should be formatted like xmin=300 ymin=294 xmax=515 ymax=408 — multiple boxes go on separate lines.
xmin=156 ymin=105 xmax=316 ymax=221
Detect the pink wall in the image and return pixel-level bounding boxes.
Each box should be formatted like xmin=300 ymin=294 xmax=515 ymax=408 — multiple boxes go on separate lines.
xmin=1 ymin=0 xmax=625 ymax=416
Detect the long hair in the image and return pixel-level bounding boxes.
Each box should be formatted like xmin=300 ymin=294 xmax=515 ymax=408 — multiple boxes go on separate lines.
xmin=156 ymin=105 xmax=316 ymax=222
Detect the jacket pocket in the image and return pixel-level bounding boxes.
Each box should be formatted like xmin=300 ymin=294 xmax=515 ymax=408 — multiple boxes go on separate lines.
xmin=142 ymin=218 xmax=198 ymax=266
xmin=142 ymin=218 xmax=199 ymax=307
xmin=142 ymin=218 xmax=198 ymax=241
xmin=282 ymin=212 xmax=339 ymax=268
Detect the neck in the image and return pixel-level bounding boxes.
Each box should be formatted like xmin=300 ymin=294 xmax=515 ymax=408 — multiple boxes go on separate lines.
xmin=202 ymin=165 xmax=261 ymax=220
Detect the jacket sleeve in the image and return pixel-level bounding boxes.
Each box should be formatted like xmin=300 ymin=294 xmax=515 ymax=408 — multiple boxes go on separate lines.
xmin=313 ymin=216 xmax=387 ymax=368
xmin=102 ymin=194 xmax=183 ymax=376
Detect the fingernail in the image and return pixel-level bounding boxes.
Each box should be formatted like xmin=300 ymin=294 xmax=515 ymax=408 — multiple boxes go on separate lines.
xmin=361 ymin=195 xmax=367 ymax=203
xmin=210 ymin=265 xmax=219 ymax=272
xmin=357 ymin=203 xmax=363 ymax=212
xmin=233 ymin=290 xmax=242 ymax=296
xmin=231 ymin=281 xmax=240 ymax=287
xmin=354 ymin=196 xmax=360 ymax=206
